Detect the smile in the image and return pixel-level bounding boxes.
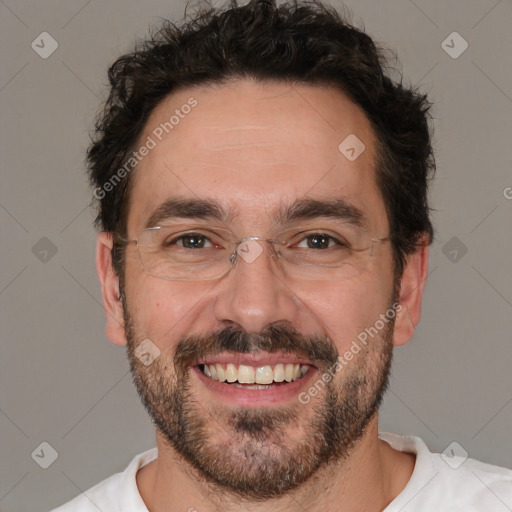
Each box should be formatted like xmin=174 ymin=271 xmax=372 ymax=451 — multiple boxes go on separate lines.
xmin=199 ymin=362 xmax=310 ymax=388
xmin=193 ymin=353 xmax=319 ymax=404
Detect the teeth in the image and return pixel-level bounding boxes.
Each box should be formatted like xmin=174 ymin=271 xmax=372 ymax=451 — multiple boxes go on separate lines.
xmin=216 ymin=363 xmax=225 ymax=382
xmin=226 ymin=363 xmax=237 ymax=383
xmin=273 ymin=363 xmax=285 ymax=382
xmin=233 ymin=383 xmax=274 ymax=390
xmin=285 ymin=364 xmax=294 ymax=382
xmin=255 ymin=366 xmax=274 ymax=385
xmin=238 ymin=364 xmax=255 ymax=384
xmin=202 ymin=362 xmax=309 ymax=384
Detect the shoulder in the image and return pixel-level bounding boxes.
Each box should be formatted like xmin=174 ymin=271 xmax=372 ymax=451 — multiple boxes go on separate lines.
xmin=50 ymin=472 xmax=122 ymax=512
xmin=430 ymin=450 xmax=512 ymax=507
xmin=50 ymin=448 xmax=158 ymax=512
xmin=379 ymin=432 xmax=512 ymax=511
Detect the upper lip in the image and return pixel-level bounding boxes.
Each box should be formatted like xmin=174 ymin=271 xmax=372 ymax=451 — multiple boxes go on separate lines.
xmin=196 ymin=352 xmax=317 ymax=368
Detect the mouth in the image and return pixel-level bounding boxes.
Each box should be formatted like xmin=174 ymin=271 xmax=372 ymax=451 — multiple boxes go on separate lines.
xmin=193 ymin=355 xmax=318 ymax=406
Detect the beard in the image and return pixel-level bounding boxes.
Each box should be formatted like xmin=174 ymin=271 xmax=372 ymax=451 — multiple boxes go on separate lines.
xmin=123 ymin=294 xmax=396 ymax=500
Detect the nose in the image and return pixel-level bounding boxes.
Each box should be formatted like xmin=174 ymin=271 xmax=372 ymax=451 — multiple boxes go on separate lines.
xmin=212 ymin=238 xmax=303 ymax=333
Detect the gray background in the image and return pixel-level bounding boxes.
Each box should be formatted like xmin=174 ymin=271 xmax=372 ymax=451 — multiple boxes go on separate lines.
xmin=1 ymin=0 xmax=511 ymax=510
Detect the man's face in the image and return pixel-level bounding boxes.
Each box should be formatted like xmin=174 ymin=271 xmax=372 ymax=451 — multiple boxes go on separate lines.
xmin=120 ymin=80 xmax=397 ymax=498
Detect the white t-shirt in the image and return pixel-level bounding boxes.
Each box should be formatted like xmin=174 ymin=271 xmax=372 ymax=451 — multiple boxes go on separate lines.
xmin=51 ymin=432 xmax=512 ymax=511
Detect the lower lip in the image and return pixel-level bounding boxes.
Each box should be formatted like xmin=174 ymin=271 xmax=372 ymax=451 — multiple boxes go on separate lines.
xmin=192 ymin=365 xmax=319 ymax=407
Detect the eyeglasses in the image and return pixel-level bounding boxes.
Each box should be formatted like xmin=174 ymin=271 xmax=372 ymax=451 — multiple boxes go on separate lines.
xmin=115 ymin=223 xmax=390 ymax=282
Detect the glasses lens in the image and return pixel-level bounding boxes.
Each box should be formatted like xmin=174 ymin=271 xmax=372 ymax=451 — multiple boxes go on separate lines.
xmin=137 ymin=225 xmax=232 ymax=281
xmin=275 ymin=228 xmax=376 ymax=281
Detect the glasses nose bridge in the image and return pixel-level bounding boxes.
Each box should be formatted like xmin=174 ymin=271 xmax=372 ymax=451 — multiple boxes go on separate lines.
xmin=230 ymin=236 xmax=284 ymax=265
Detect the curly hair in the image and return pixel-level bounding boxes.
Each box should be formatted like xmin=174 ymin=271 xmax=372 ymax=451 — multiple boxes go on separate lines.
xmin=87 ymin=0 xmax=435 ymax=278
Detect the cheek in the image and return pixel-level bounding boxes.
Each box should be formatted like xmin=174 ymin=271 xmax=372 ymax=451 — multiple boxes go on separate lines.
xmin=295 ymin=274 xmax=392 ymax=351
xmin=124 ymin=272 xmax=209 ymax=344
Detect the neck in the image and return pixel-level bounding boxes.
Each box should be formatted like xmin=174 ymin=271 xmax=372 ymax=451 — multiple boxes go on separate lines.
xmin=136 ymin=415 xmax=416 ymax=512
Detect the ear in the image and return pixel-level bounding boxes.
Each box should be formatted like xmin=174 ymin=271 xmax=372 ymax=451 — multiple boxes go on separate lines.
xmin=393 ymin=236 xmax=430 ymax=347
xmin=96 ymin=232 xmax=127 ymax=347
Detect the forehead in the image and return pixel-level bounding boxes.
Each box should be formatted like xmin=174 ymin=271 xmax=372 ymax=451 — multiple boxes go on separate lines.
xmin=127 ymin=79 xmax=386 ymax=234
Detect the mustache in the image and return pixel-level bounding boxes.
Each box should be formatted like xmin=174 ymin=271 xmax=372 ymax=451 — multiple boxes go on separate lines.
xmin=173 ymin=323 xmax=339 ymax=372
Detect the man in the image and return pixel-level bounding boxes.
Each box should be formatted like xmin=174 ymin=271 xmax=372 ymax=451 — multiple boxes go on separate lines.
xmin=52 ymin=0 xmax=512 ymax=510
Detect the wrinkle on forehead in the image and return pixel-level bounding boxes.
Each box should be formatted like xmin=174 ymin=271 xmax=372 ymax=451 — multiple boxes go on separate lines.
xmin=213 ymin=125 xmax=268 ymax=132
xmin=127 ymin=80 xmax=387 ymax=236
xmin=207 ymin=141 xmax=294 ymax=151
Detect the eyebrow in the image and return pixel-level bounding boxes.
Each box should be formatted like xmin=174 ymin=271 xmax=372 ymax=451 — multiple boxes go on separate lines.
xmin=144 ymin=197 xmax=229 ymax=229
xmin=144 ymin=196 xmax=366 ymax=230
xmin=274 ymin=197 xmax=365 ymax=229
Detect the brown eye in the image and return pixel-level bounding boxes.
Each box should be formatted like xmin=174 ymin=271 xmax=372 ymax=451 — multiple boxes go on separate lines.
xmin=168 ymin=233 xmax=212 ymax=249
xmin=296 ymin=234 xmax=342 ymax=249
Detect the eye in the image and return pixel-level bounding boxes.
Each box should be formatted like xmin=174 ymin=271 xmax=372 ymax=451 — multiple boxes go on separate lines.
xmin=166 ymin=233 xmax=214 ymax=249
xmin=295 ymin=233 xmax=345 ymax=250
